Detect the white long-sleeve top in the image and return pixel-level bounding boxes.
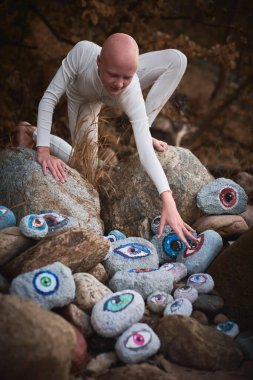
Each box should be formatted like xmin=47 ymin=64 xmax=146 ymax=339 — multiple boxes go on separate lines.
xmin=37 ymin=41 xmax=170 ymax=194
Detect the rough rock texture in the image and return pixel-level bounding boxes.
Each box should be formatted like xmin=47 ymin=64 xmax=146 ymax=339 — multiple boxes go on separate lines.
xmin=73 ymin=273 xmax=112 ymax=312
xmin=241 ymin=205 xmax=253 ymax=227
xmin=99 ymin=147 xmax=214 ymax=237
xmin=0 ymin=226 xmax=36 ymax=265
xmin=2 ymin=228 xmax=110 ymax=279
xmin=192 ymin=214 xmax=248 ymax=238
xmin=88 ymin=263 xmax=108 ymax=283
xmin=234 ymin=171 xmax=253 ymax=204
xmin=154 ymin=315 xmax=243 ymax=371
xmin=61 ymin=303 xmax=93 ymax=337
xmin=95 ymin=359 xmax=253 ymax=380
xmin=0 ymin=294 xmax=77 ymax=380
xmin=193 ymin=294 xmax=224 ymax=315
xmin=0 ymin=148 xmax=103 ymax=233
xmin=207 ymin=226 xmax=253 ymax=331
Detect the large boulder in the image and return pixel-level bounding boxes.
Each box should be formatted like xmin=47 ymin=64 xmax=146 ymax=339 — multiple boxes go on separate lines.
xmin=207 ymin=226 xmax=253 ymax=331
xmin=99 ymin=147 xmax=214 ymax=237
xmin=0 ymin=148 xmax=103 ymax=234
xmin=2 ymin=228 xmax=110 ymax=279
xmin=0 ymin=294 xmax=77 ymax=380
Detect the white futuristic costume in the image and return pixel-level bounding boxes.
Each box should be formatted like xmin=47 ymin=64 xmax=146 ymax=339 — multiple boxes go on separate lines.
xmin=35 ymin=41 xmax=187 ymax=194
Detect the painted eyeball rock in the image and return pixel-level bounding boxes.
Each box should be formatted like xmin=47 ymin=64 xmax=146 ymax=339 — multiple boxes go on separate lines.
xmin=105 ymin=230 xmax=127 ymax=242
xmin=10 ymin=262 xmax=76 ymax=310
xmin=147 ymin=291 xmax=174 ymax=313
xmin=176 ymin=230 xmax=223 ymax=275
xmin=0 ymin=206 xmax=16 ymax=230
xmin=151 ymin=233 xmax=192 ymax=264
xmin=115 ymin=323 xmax=160 ymax=364
xmin=160 ymin=262 xmax=187 ymax=282
xmin=163 ymin=297 xmax=192 ymax=317
xmin=91 ymin=290 xmax=145 ymax=337
xmin=215 ymin=321 xmax=239 ymax=338
xmin=197 ymin=178 xmax=248 ymax=215
xmin=19 ymin=214 xmax=48 ymax=239
xmin=150 ymin=215 xmax=171 ymax=235
xmin=36 ymin=209 xmax=79 ymax=234
xmin=103 ymin=237 xmax=159 ymax=276
xmin=174 ymin=285 xmax=198 ymax=303
xmin=187 ymin=273 xmax=214 ymax=294
xmin=109 ymin=268 xmax=173 ymax=299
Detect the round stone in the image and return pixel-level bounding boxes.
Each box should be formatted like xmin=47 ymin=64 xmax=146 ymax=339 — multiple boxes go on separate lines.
xmin=163 ymin=298 xmax=193 ymax=317
xmin=37 ymin=209 xmax=79 ymax=234
xmin=215 ymin=321 xmax=239 ymax=338
xmin=187 ymin=273 xmax=214 ymax=293
xmin=150 ymin=215 xmax=171 ymax=235
xmin=19 ymin=214 xmax=48 ymax=239
xmin=91 ymin=290 xmax=145 ymax=337
xmin=197 ymin=178 xmax=248 ymax=215
xmin=159 ymin=262 xmax=187 ymax=282
xmin=104 ymin=230 xmax=127 ymax=242
xmin=115 ymin=323 xmax=160 ymax=363
xmin=174 ymin=285 xmax=198 ymax=303
xmin=109 ymin=268 xmax=173 ymax=299
xmin=103 ymin=237 xmax=159 ymax=276
xmin=176 ymin=230 xmax=223 ymax=274
xmin=0 ymin=206 xmax=16 ymax=230
xmin=147 ymin=291 xmax=174 ymax=314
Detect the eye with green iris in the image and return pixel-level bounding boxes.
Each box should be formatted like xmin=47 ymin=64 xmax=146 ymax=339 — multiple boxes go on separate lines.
xmin=33 ymin=270 xmax=59 ymax=296
xmin=103 ymin=293 xmax=134 ymax=312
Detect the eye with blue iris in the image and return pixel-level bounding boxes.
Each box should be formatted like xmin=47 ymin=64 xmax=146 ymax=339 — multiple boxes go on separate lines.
xmin=162 ymin=233 xmax=185 ymax=259
xmin=114 ymin=243 xmax=151 ymax=259
xmin=125 ymin=330 xmax=151 ymax=349
xmin=33 ymin=270 xmax=59 ymax=295
xmin=217 ymin=321 xmax=234 ymax=332
xmin=28 ymin=215 xmax=47 ymax=230
xmin=189 ymin=274 xmax=207 ymax=285
xmin=170 ymin=299 xmax=184 ymax=312
xmin=103 ymin=293 xmax=134 ymax=312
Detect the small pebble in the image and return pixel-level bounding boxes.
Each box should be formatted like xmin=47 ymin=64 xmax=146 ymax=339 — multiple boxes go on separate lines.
xmin=187 ymin=273 xmax=214 ymax=293
xmin=0 ymin=206 xmax=16 ymax=230
xmin=174 ymin=285 xmax=198 ymax=303
xmin=213 ymin=313 xmax=229 ymax=324
xmin=163 ymin=298 xmax=192 ymax=317
xmin=105 ymin=230 xmax=126 ymax=242
xmin=147 ymin=291 xmax=173 ymax=314
xmin=215 ymin=320 xmax=239 ymax=338
xmin=191 ymin=310 xmax=209 ymax=325
xmin=193 ymin=294 xmax=224 ymax=315
xmin=19 ymin=214 xmax=48 ymax=239
xmin=86 ymin=352 xmax=118 ymax=374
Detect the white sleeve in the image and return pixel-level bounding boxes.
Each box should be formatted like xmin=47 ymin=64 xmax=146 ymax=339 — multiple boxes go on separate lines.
xmin=119 ymin=79 xmax=170 ymax=195
xmin=36 ymin=41 xmax=90 ymax=147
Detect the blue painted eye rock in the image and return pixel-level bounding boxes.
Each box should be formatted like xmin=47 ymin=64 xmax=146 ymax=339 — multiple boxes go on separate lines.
xmin=159 ymin=262 xmax=188 ymax=282
xmin=197 ymin=177 xmax=248 ymax=215
xmin=176 ymin=230 xmax=223 ymax=275
xmin=0 ymin=205 xmax=16 ymax=230
xmin=147 ymin=291 xmax=174 ymax=314
xmin=174 ymin=285 xmax=198 ymax=303
xmin=36 ymin=209 xmax=79 ymax=234
xmin=163 ymin=297 xmax=193 ymax=317
xmin=215 ymin=321 xmax=239 ymax=338
xmin=115 ymin=323 xmax=161 ymax=364
xmin=150 ymin=215 xmax=171 ymax=235
xmin=103 ymin=229 xmax=127 ymax=242
xmin=151 ymin=232 xmax=193 ymax=264
xmin=187 ymin=273 xmax=214 ymax=294
xmin=91 ymin=290 xmax=145 ymax=337
xmin=19 ymin=214 xmax=48 ymax=239
xmin=103 ymin=237 xmax=159 ymax=276
xmin=108 ymin=267 xmax=173 ymax=299
xmin=10 ymin=262 xmax=76 ymax=310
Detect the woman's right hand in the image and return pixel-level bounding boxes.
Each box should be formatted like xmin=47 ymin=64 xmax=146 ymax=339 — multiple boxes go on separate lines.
xmin=36 ymin=146 xmax=67 ymax=183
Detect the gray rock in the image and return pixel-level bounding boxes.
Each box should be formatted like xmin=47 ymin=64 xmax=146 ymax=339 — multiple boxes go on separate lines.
xmin=10 ymin=261 xmax=75 ymax=309
xmin=0 ymin=148 xmax=103 ymax=234
xmin=193 ymin=293 xmax=224 ymax=314
xmin=159 ymin=262 xmax=187 ymax=282
xmin=104 ymin=230 xmax=127 ymax=242
xmin=151 ymin=232 xmax=189 ymax=264
xmin=235 ymin=331 xmax=253 ymax=360
xmin=19 ymin=214 xmax=48 ymax=239
xmin=147 ymin=291 xmax=174 ymax=314
xmin=99 ymin=146 xmax=214 ymax=237
xmin=109 ymin=268 xmax=173 ymax=299
xmin=91 ymin=290 xmax=145 ymax=337
xmin=150 ymin=215 xmax=171 ymax=235
xmin=177 ymin=230 xmax=223 ymax=274
xmin=103 ymin=237 xmax=159 ymax=276
xmin=215 ymin=321 xmax=239 ymax=338
xmin=0 ymin=205 xmax=16 ymax=229
xmin=37 ymin=209 xmax=79 ymax=234
xmin=163 ymin=298 xmax=193 ymax=316
xmin=197 ymin=178 xmax=248 ymax=215
xmin=187 ymin=273 xmax=214 ymax=293
xmin=115 ymin=323 xmax=160 ymax=363
xmin=174 ymin=285 xmax=198 ymax=303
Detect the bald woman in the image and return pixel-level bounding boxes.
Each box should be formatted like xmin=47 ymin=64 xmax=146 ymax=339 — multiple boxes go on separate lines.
xmin=22 ymin=33 xmax=196 ymax=245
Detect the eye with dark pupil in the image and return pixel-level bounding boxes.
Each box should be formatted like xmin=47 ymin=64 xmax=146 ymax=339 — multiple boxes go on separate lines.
xmin=130 ymin=247 xmax=137 ymax=253
xmin=190 ymin=242 xmax=198 ymax=249
xmin=44 ymin=215 xmax=57 ymax=226
xmin=34 ymin=218 xmax=42 ymax=225
xmin=224 ymin=192 xmax=233 ymax=202
xmin=171 ymin=240 xmax=182 ymax=251
xmin=112 ymin=296 xmax=121 ymax=304
xmin=182 ymin=286 xmax=190 ymax=290
xmin=155 ymin=295 xmax=162 ymax=301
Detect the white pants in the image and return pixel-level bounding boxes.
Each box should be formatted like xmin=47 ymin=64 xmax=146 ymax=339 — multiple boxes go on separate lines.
xmin=34 ymin=49 xmax=187 ymax=163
